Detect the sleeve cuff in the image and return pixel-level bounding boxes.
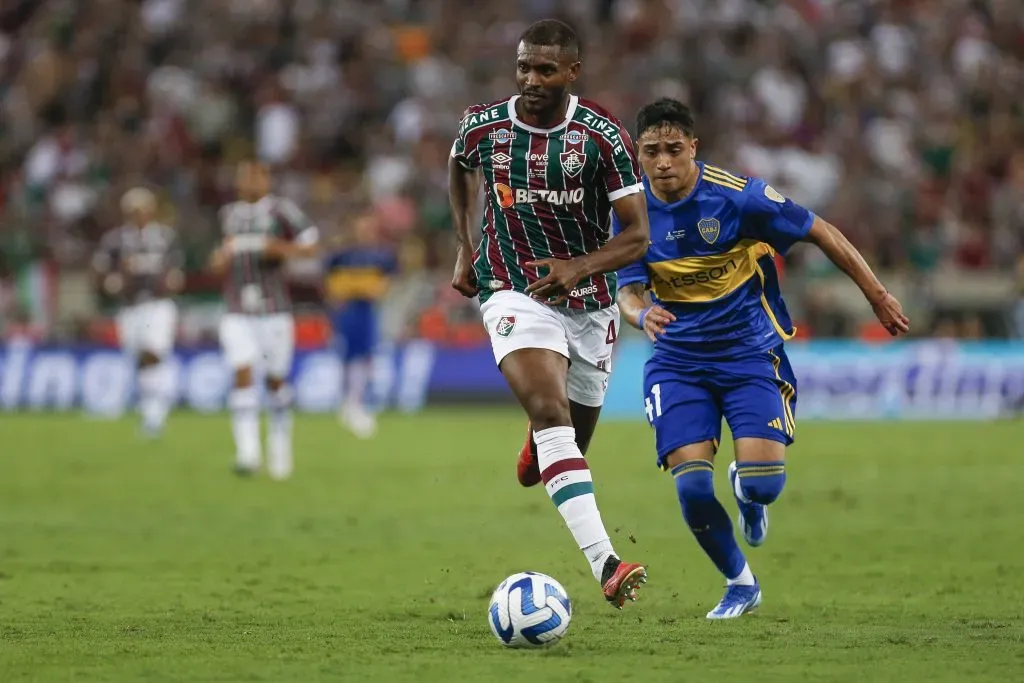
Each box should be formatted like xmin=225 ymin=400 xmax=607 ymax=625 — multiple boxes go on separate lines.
xmin=616 ymin=274 xmax=649 ymax=289
xmin=608 ymin=183 xmax=644 ymax=202
xmin=800 ymin=211 xmax=816 ymax=237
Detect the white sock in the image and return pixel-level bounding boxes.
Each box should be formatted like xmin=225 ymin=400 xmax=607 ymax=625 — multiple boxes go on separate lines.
xmin=229 ymin=386 xmax=261 ymax=469
xmin=534 ymin=426 xmax=617 ymax=582
xmin=344 ymin=358 xmax=371 ymax=414
xmin=726 ymin=562 xmax=756 ymax=587
xmin=138 ymin=363 xmax=171 ymax=431
xmin=267 ymin=385 xmax=293 ymax=480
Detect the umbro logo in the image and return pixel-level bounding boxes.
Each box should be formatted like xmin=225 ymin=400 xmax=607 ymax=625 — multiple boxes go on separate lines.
xmin=492 ymin=152 xmax=512 ymax=165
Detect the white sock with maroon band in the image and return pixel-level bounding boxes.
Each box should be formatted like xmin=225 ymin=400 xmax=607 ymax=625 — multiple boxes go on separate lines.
xmin=230 ymin=386 xmax=261 ymax=470
xmin=534 ymin=426 xmax=617 ymax=582
xmin=267 ymin=385 xmax=293 ymax=480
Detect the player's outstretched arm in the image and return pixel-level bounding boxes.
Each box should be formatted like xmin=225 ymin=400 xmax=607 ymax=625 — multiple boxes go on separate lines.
xmin=209 ymin=243 xmax=230 ymax=276
xmin=91 ymin=232 xmax=124 ymax=296
xmin=804 ymin=216 xmax=910 ymax=336
xmin=526 ymin=192 xmax=650 ymax=300
xmin=618 ymin=282 xmax=675 ymax=343
xmin=578 ymin=192 xmax=650 ymax=277
xmin=265 ymin=236 xmax=319 ymax=261
xmin=448 ymin=156 xmax=481 ymax=298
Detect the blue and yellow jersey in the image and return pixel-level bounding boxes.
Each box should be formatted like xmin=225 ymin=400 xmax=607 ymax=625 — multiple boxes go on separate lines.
xmin=613 ymin=162 xmax=814 ymax=361
xmin=323 ymin=246 xmax=397 ymax=307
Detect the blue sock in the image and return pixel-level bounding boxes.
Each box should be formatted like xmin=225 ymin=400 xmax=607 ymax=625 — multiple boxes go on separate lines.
xmin=735 ymin=461 xmax=787 ymax=505
xmin=672 ymin=460 xmax=746 ymax=581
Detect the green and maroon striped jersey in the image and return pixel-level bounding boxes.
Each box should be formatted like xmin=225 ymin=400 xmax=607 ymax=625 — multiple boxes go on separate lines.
xmin=219 ymin=195 xmax=319 ymax=315
xmin=92 ymin=222 xmax=183 ymax=305
xmin=451 ymin=94 xmax=643 ymax=310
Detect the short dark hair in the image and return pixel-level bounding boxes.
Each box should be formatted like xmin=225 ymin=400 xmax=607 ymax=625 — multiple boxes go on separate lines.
xmin=519 ymin=19 xmax=581 ymax=59
xmin=636 ymin=98 xmax=696 ymax=139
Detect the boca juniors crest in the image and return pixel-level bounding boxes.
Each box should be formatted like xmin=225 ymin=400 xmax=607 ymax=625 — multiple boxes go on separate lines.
xmin=697 ymin=217 xmax=721 ymax=244
xmin=496 ymin=316 xmax=516 ymax=337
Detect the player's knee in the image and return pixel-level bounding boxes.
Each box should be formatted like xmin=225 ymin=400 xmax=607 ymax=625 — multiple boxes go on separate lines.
xmin=234 ymin=366 xmax=254 ymax=388
xmin=265 ymin=376 xmax=285 ymax=392
xmin=671 ymin=460 xmax=716 ymax=504
xmin=525 ymin=395 xmax=571 ymax=431
xmin=737 ymin=463 xmax=787 ymax=505
xmin=138 ymin=350 xmax=161 ymax=368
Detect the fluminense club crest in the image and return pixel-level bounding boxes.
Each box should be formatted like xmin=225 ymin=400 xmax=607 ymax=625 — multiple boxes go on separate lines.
xmin=697 ymin=217 xmax=721 ymax=244
xmin=496 ymin=315 xmax=516 ymax=337
xmin=560 ymin=149 xmax=585 ymax=178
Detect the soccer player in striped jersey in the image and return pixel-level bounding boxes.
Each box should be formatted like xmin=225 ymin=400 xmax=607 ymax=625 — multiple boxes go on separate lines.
xmin=210 ymin=160 xmax=320 ymax=480
xmin=615 ymin=98 xmax=910 ymax=618
xmin=93 ymin=187 xmax=184 ymax=437
xmin=449 ymin=19 xmax=651 ymax=609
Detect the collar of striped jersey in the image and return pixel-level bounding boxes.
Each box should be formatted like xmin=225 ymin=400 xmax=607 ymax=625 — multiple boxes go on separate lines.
xmin=507 ymin=94 xmax=579 ymax=134
xmin=251 ymin=195 xmax=275 ymax=211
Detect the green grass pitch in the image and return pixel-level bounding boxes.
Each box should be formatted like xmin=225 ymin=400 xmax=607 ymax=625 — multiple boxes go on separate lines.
xmin=1 ymin=411 xmax=1022 ymax=682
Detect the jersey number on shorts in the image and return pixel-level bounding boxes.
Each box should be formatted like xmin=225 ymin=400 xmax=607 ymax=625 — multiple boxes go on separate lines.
xmin=605 ymin=320 xmax=617 ymax=345
xmin=644 ymin=383 xmax=663 ymax=423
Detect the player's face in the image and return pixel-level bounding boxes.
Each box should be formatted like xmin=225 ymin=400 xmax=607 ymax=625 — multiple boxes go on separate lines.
xmin=515 ymin=42 xmax=579 ymax=117
xmin=353 ymin=215 xmax=377 ymax=244
xmin=637 ymin=125 xmax=698 ymax=196
xmin=236 ymin=162 xmax=271 ymax=201
xmin=126 ymin=207 xmax=153 ymax=227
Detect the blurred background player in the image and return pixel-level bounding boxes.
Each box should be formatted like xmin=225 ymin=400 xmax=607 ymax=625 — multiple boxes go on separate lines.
xmin=323 ymin=210 xmax=397 ymax=439
xmin=616 ymin=98 xmax=910 ymax=618
xmin=449 ymin=19 xmax=650 ymax=608
xmin=92 ymin=187 xmax=184 ymax=437
xmin=210 ymin=160 xmax=320 ymax=480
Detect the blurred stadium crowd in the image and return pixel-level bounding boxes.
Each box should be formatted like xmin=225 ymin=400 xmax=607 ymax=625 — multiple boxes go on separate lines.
xmin=0 ymin=0 xmax=1023 ymax=343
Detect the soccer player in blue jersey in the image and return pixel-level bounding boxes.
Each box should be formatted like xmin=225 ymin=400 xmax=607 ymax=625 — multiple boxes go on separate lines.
xmin=323 ymin=211 xmax=397 ymax=439
xmin=615 ymin=99 xmax=911 ymax=619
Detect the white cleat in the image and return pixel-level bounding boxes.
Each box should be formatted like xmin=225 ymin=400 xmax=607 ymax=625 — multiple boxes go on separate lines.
xmin=706 ymin=582 xmax=762 ymax=620
xmin=340 ymin=405 xmax=377 ymax=440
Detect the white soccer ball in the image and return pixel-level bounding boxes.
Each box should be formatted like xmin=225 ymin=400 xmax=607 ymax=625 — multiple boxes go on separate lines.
xmin=487 ymin=571 xmax=572 ymax=648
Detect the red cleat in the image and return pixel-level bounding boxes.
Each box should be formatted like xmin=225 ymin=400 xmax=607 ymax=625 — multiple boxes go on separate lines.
xmin=516 ymin=421 xmax=541 ymax=487
xmin=601 ymin=557 xmax=648 ymax=609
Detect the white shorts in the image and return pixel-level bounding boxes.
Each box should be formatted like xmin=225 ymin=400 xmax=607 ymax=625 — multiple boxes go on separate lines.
xmin=116 ymin=298 xmax=177 ymax=358
xmin=219 ymin=313 xmax=295 ymax=379
xmin=480 ymin=290 xmax=619 ymax=408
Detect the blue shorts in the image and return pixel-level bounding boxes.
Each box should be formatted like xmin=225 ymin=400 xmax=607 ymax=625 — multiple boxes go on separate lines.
xmin=330 ymin=301 xmax=378 ymax=362
xmin=643 ymin=344 xmax=798 ymax=468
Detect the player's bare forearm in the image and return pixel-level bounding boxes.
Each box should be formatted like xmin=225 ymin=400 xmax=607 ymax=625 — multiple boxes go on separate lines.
xmin=448 ymin=157 xmax=480 ymax=253
xmin=209 ymin=248 xmax=229 ymax=276
xmin=617 ymin=282 xmax=649 ymax=328
xmin=165 ymin=268 xmax=186 ymax=293
xmin=575 ymin=192 xmax=649 ymax=278
xmin=448 ymin=157 xmax=481 ymax=297
xmin=277 ymin=242 xmax=320 ymax=260
xmin=806 ymin=216 xmax=910 ymax=335
xmin=805 ymin=216 xmax=887 ymax=304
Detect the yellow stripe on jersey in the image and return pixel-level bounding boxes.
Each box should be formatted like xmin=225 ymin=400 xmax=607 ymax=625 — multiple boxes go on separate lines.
xmin=768 ymin=350 xmax=796 ymax=436
xmin=325 ymin=267 xmax=389 ymax=302
xmin=754 ymin=261 xmax=796 ymax=341
xmin=702 ymin=165 xmax=747 ymax=192
xmin=648 ymin=239 xmax=773 ymax=303
xmin=704 ymin=165 xmax=747 ymax=185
